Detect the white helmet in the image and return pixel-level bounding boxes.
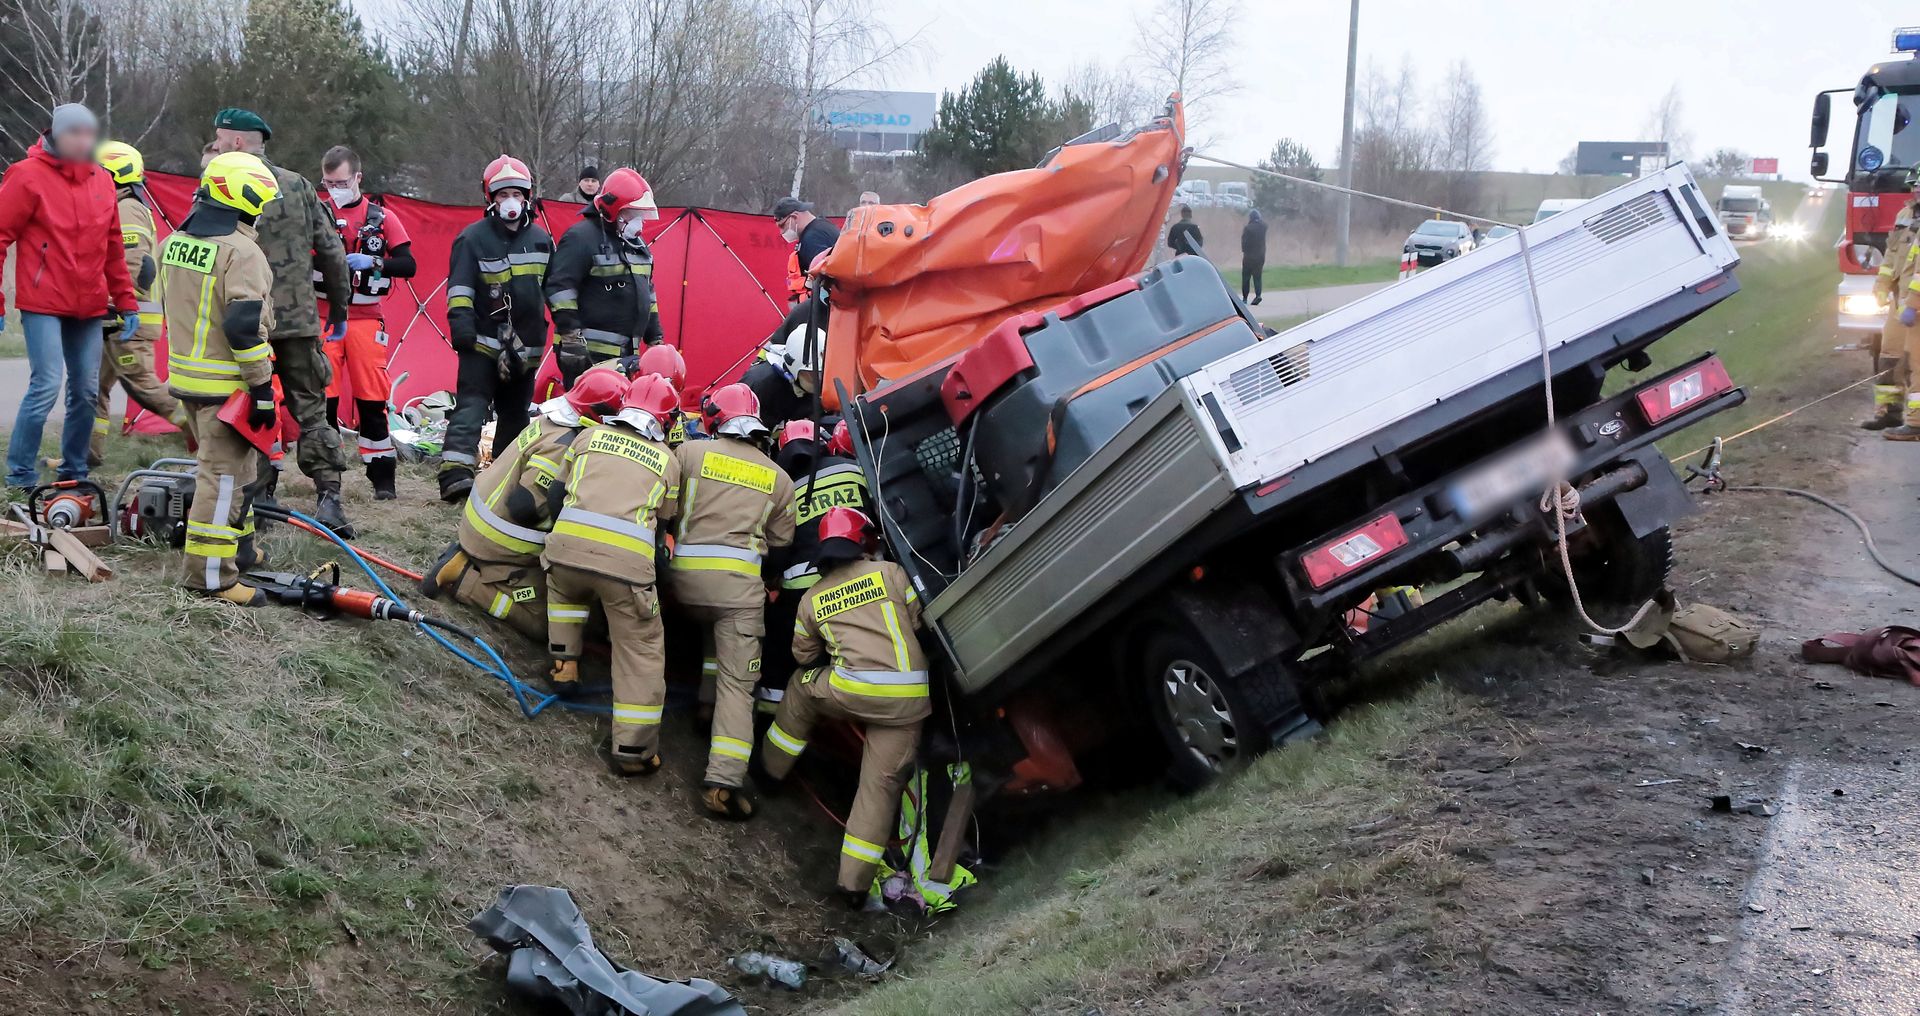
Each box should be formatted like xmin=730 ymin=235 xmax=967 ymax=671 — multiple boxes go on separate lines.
xmin=781 ymin=324 xmax=825 ymax=378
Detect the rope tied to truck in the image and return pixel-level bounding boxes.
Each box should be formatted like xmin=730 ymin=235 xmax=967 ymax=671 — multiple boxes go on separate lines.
xmin=1193 ymin=153 xmax=1658 ymax=636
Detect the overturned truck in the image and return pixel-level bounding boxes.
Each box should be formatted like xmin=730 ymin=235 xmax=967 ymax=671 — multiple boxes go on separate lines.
xmin=817 ymin=106 xmax=1745 ymax=791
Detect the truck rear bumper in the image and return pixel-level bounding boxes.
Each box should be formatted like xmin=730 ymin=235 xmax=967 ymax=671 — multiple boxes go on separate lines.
xmin=1282 ymin=353 xmax=1743 ymax=619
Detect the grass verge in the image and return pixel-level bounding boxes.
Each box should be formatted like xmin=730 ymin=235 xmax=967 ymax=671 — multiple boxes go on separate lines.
xmin=825 ymin=683 xmax=1484 ymax=1016
xmin=1236 ymin=257 xmax=1400 ymax=292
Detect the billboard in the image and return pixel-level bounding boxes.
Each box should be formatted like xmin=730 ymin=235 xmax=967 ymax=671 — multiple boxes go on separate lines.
xmin=1750 ymin=157 xmax=1779 ymax=175
xmin=1575 ymin=141 xmax=1671 ymax=177
xmin=816 ymin=90 xmax=935 ymax=138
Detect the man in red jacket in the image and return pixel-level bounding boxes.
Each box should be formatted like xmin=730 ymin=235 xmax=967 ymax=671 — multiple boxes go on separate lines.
xmin=0 ymin=103 xmax=140 ymax=488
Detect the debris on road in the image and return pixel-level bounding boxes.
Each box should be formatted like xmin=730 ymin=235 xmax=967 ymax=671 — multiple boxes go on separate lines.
xmin=468 ymin=885 xmax=745 ymax=1015
xmin=1635 ymin=778 xmax=1682 ymax=787
xmin=1800 ymin=626 xmax=1920 ymax=685
xmin=1710 ymin=795 xmax=1778 ymax=816
xmin=730 ymin=951 xmax=808 ymax=990
xmin=831 ymin=938 xmax=893 ymax=978
xmin=1736 ymin=742 xmax=1770 ymax=754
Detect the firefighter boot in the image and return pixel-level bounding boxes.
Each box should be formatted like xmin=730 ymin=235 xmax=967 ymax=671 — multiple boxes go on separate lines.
xmin=419 ymin=544 xmax=466 ymax=598
xmin=602 ymin=736 xmax=664 ymax=778
xmin=313 ymin=481 xmax=356 ymax=539
xmin=701 ymin=783 xmax=756 ymax=821
xmin=548 ymin=659 xmax=584 ymax=700
xmin=203 ymin=583 xmax=267 ymax=607
xmin=367 ymin=457 xmax=398 ymax=501
xmin=438 ymin=464 xmax=475 ymax=504
xmin=1886 ymin=425 xmax=1920 ymax=441
xmin=1862 ymin=405 xmax=1902 ymax=430
xmin=235 ymin=535 xmax=269 ymax=573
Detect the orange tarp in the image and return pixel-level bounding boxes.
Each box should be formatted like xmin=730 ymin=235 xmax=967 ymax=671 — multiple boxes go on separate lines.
xmin=818 ymin=99 xmax=1187 ymax=407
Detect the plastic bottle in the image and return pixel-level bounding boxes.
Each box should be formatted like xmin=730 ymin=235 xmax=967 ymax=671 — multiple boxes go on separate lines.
xmin=729 ymin=951 xmax=807 ymax=989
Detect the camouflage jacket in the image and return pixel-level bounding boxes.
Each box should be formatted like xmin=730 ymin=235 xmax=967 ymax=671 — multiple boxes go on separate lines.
xmin=255 ymin=158 xmax=349 ymax=340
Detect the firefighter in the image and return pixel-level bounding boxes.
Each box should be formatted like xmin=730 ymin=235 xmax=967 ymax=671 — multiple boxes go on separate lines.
xmin=669 ymin=383 xmax=796 ymax=818
xmin=422 ymin=369 xmax=629 ymax=637
xmin=1868 ymin=179 xmax=1920 ymax=429
xmin=91 ymin=141 xmax=183 ymax=465
xmin=163 ymin=153 xmax=280 ymax=605
xmin=544 ymin=374 xmax=683 ymax=774
xmin=546 ymin=167 xmax=664 ymax=386
xmin=317 ymin=145 xmax=417 ymax=499
xmin=757 ymin=506 xmax=929 ymax=907
xmin=440 ymin=155 xmax=555 ymax=502
xmin=1893 ymin=222 xmax=1920 ymax=441
xmin=739 ymin=324 xmax=819 ymax=431
xmin=760 ymin=418 xmax=870 ymax=716
xmin=209 ymin=108 xmax=356 ymax=536
xmin=634 ymin=343 xmax=706 ymax=444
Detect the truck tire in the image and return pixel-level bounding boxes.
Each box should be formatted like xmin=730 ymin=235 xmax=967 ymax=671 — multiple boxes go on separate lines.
xmin=1138 ymin=631 xmax=1312 ymax=792
xmin=1541 ymin=523 xmax=1673 ymax=623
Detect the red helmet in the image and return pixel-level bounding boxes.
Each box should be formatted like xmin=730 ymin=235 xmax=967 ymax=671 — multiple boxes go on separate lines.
xmin=777 ymin=419 xmax=818 ymax=450
xmin=826 ymin=419 xmax=855 ymax=458
xmin=818 ymin=506 xmax=877 ymax=552
xmin=702 ymin=383 xmax=763 ymax=434
xmin=482 ymin=155 xmax=533 ymax=199
xmin=593 ymin=167 xmax=659 ymax=222
xmin=623 ymin=373 xmax=679 ymax=424
xmin=563 ymin=368 xmax=630 ymax=418
xmin=636 ymin=344 xmax=687 ymax=386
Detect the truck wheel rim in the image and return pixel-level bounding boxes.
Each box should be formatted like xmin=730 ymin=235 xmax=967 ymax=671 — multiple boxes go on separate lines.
xmin=1162 ymin=659 xmax=1237 ymax=769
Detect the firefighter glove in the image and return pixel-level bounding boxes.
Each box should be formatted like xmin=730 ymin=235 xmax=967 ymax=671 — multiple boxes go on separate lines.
xmin=247 ymin=383 xmax=277 ymax=430
xmin=554 ymin=333 xmax=592 ymax=386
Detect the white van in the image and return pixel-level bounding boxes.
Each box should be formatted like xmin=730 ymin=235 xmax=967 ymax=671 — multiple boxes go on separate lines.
xmin=1532 ymin=198 xmax=1586 ymax=223
xmin=1174 ymin=179 xmax=1214 ymax=208
xmin=1216 ymin=181 xmax=1250 ymax=212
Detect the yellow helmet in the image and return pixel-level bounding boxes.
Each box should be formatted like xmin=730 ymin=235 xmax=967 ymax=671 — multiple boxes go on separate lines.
xmin=200 ymin=152 xmax=279 ymax=216
xmin=96 ymin=141 xmax=144 ymax=185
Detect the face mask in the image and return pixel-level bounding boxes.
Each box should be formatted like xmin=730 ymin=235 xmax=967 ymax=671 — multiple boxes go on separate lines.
xmin=494 ymin=196 xmax=525 ymax=222
xmin=780 ymin=225 xmax=799 ymax=244
xmin=621 ymin=216 xmax=646 ymax=243
xmin=327 ymin=185 xmax=358 ymax=207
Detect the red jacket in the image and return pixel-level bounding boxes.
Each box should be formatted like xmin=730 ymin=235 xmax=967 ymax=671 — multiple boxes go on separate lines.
xmin=0 ymin=137 xmax=138 ymax=319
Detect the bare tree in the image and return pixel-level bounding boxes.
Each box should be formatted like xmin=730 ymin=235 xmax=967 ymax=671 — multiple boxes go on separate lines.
xmin=1642 ymin=83 xmax=1691 ymax=165
xmin=1059 ymin=60 xmax=1154 ymax=130
xmin=1435 ymin=61 xmax=1492 ymax=174
xmin=1700 ymin=147 xmax=1751 ymax=179
xmin=0 ymin=0 xmax=105 ymax=152
xmin=1132 ymin=0 xmax=1240 ymax=116
xmin=1556 ymin=146 xmax=1579 ymax=175
xmin=771 ymin=0 xmax=915 ymax=198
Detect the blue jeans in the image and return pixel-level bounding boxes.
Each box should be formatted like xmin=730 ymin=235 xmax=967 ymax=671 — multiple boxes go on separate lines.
xmin=7 ymin=311 xmax=104 ymax=487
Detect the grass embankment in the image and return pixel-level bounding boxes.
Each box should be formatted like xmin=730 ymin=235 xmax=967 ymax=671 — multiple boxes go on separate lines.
xmin=0 ymin=433 xmax=827 ymax=1012
xmin=0 ymin=436 xmax=540 ymax=1005
xmin=824 ymin=685 xmax=1484 ymax=1016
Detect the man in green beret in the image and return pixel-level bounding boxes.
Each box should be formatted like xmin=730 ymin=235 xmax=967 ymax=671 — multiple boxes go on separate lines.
xmin=210 ymin=107 xmax=358 ymax=536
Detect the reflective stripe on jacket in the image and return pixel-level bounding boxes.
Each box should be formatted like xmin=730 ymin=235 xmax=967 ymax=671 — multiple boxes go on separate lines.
xmin=541 ymin=423 xmax=680 ymax=586
xmin=793 ymin=559 xmax=931 ymax=723
xmin=457 ymin=416 xmax=584 ymax=565
xmin=667 ymin=436 xmax=796 ymax=605
xmin=162 ymin=220 xmax=276 ymax=401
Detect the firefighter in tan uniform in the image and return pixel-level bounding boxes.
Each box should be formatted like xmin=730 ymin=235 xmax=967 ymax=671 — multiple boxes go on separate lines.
xmin=1869 ymin=182 xmax=1920 ymax=430
xmin=421 ymin=370 xmax=630 ymax=637
xmin=543 ymin=374 xmax=683 ymax=774
xmin=757 ymin=507 xmax=929 ymax=905
xmin=668 ymin=383 xmax=796 ymax=818
xmin=1894 ymin=217 xmax=1920 ymax=441
xmin=92 ymin=141 xmax=182 ymax=463
xmin=163 ymin=153 xmax=280 ymax=605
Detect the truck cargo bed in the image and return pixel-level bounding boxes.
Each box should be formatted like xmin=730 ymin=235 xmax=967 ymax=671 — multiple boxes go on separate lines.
xmin=922 ymin=165 xmax=1740 ymax=696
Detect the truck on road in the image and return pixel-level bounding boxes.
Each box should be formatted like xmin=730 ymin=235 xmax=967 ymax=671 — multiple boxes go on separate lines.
xmin=831 ymin=164 xmax=1746 ymax=791
xmin=1808 ymin=27 xmax=1920 ymax=340
xmin=1715 ymin=184 xmax=1772 ymax=239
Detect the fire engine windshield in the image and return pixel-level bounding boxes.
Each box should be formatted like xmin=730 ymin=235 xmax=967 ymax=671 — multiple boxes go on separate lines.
xmin=1858 ymin=91 xmax=1920 ymax=174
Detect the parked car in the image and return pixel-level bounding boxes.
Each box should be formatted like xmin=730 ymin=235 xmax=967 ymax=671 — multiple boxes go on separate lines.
xmin=1533 ymin=198 xmax=1586 ymax=223
xmin=1216 ymin=181 xmax=1251 ymax=212
xmin=1404 ymin=219 xmax=1476 ymax=265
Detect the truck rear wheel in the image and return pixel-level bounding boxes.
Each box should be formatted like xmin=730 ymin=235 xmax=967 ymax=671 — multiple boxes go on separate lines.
xmin=1541 ymin=521 xmax=1673 ymax=623
xmin=1139 ymin=631 xmax=1311 ymax=791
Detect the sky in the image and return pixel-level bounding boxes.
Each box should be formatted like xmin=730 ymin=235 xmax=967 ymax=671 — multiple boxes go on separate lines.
xmin=867 ymin=0 xmax=1910 ymax=180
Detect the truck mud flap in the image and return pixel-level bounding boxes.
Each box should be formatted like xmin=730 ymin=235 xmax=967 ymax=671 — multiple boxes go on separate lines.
xmin=1613 ymin=444 xmax=1693 ymax=539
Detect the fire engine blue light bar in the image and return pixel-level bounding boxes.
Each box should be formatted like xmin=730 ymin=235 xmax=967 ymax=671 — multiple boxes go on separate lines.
xmin=1895 ymin=27 xmax=1920 ymax=53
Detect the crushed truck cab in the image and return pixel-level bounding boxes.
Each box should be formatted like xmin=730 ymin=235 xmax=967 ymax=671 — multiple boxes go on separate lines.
xmin=840 ymin=164 xmax=1744 ymax=788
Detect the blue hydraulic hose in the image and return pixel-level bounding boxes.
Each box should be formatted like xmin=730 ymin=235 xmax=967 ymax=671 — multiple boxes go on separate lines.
xmin=275 ymin=508 xmax=608 ymax=719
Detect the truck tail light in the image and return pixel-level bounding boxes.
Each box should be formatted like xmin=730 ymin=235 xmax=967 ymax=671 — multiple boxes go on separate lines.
xmin=1634 ymin=357 xmax=1734 ymax=425
xmin=1301 ymin=513 xmax=1409 ymax=589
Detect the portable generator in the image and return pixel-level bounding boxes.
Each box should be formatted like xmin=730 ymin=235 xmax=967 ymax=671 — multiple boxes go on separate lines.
xmin=113 ymin=458 xmax=197 ymax=546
